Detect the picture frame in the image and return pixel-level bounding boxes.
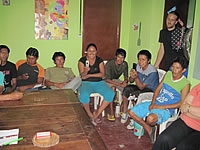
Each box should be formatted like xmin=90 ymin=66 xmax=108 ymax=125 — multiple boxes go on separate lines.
xmin=2 ymin=0 xmax=10 ymax=6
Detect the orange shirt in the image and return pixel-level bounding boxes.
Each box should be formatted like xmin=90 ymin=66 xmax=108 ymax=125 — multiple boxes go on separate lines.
xmin=181 ymin=84 xmax=200 ymax=131
xmin=16 ymin=60 xmax=44 ymax=78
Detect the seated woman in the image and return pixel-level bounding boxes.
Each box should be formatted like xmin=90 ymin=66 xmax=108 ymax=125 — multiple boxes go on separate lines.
xmin=45 ymin=52 xmax=81 ymax=91
xmin=152 ymin=83 xmax=200 ymax=150
xmin=78 ymin=43 xmax=115 ymax=125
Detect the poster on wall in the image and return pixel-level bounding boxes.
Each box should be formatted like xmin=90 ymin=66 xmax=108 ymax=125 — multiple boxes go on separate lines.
xmin=35 ymin=0 xmax=69 ymax=40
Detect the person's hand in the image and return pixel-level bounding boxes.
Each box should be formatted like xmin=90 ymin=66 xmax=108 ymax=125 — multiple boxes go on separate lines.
xmin=149 ymin=103 xmax=155 ymax=111
xmin=120 ymin=81 xmax=128 ymax=88
xmin=80 ymin=67 xmax=90 ymax=79
xmin=81 ymin=74 xmax=89 ymax=80
xmin=10 ymin=92 xmax=24 ymax=100
xmin=54 ymin=82 xmax=67 ymax=89
xmin=178 ymin=18 xmax=184 ymax=27
xmin=21 ymin=73 xmax=29 ymax=80
xmin=130 ymin=69 xmax=137 ymax=79
xmin=180 ymin=103 xmax=190 ymax=113
xmin=84 ymin=66 xmax=90 ymax=73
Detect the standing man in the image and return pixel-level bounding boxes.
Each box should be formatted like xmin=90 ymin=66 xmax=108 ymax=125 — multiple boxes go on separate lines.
xmin=16 ymin=47 xmax=44 ymax=92
xmin=105 ymin=48 xmax=128 ymax=121
xmin=0 ymin=45 xmax=17 ymax=94
xmin=154 ymin=11 xmax=185 ymax=71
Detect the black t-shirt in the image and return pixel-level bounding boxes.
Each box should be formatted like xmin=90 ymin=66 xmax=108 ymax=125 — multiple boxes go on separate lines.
xmin=159 ymin=27 xmax=185 ymax=69
xmin=79 ymin=56 xmax=103 ymax=82
xmin=0 ymin=61 xmax=17 ymax=88
xmin=17 ymin=62 xmax=39 ymax=86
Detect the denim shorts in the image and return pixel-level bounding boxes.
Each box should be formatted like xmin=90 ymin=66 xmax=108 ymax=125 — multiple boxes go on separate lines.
xmin=79 ymin=80 xmax=115 ymax=104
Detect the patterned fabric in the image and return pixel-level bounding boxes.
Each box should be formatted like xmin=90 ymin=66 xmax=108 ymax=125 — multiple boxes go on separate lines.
xmin=171 ymin=27 xmax=185 ymax=52
xmin=155 ymin=71 xmax=190 ymax=115
xmin=159 ymin=28 xmax=185 ymax=69
xmin=0 ymin=61 xmax=17 ymax=88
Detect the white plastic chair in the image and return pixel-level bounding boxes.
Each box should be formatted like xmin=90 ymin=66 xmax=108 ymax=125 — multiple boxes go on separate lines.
xmin=157 ymin=68 xmax=167 ymax=82
xmin=91 ymin=60 xmax=124 ymax=117
xmin=91 ymin=93 xmax=105 ymax=117
xmin=128 ymin=68 xmax=166 ymax=108
xmin=159 ymin=109 xmax=180 ymax=134
xmin=90 ymin=60 xmax=108 ymax=117
xmin=127 ymin=69 xmax=171 ymax=137
xmin=134 ymin=92 xmax=180 ymax=136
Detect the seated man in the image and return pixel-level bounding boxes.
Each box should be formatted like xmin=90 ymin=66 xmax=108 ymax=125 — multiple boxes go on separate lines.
xmin=16 ymin=47 xmax=45 ymax=92
xmin=128 ymin=56 xmax=190 ymax=144
xmin=152 ymin=83 xmax=200 ymax=150
xmin=105 ymin=48 xmax=128 ymax=121
xmin=45 ymin=52 xmax=81 ymax=91
xmin=0 ymin=45 xmax=17 ymax=93
xmin=121 ymin=50 xmax=159 ymax=124
xmin=0 ymin=71 xmax=23 ymax=101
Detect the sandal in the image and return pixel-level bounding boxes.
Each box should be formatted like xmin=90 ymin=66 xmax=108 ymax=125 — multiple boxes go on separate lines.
xmin=107 ymin=114 xmax=115 ymax=121
xmin=90 ymin=118 xmax=102 ymax=126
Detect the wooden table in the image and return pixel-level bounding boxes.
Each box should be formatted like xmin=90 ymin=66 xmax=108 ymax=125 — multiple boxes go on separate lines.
xmin=0 ymin=89 xmax=107 ymax=150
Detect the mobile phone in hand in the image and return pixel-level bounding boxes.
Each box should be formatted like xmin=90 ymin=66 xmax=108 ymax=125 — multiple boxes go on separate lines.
xmin=86 ymin=60 xmax=89 ymax=67
xmin=132 ymin=63 xmax=137 ymax=70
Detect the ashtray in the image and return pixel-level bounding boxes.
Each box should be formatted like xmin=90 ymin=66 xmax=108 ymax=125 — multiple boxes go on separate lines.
xmin=32 ymin=132 xmax=59 ymax=148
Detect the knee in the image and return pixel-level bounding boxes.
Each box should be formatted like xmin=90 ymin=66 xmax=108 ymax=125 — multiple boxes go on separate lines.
xmin=111 ymin=86 xmax=116 ymax=91
xmin=122 ymin=86 xmax=130 ymax=98
xmin=146 ymin=114 xmax=158 ymax=125
xmin=128 ymin=109 xmax=137 ymax=118
xmin=153 ymin=134 xmax=171 ymax=149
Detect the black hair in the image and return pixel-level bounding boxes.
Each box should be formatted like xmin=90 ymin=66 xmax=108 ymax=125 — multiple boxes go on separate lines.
xmin=137 ymin=49 xmax=152 ymax=61
xmin=115 ymin=48 xmax=126 ymax=58
xmin=171 ymin=56 xmax=188 ymax=69
xmin=168 ymin=11 xmax=180 ymax=21
xmin=52 ymin=51 xmax=66 ymax=62
xmin=86 ymin=43 xmax=97 ymax=51
xmin=26 ymin=47 xmax=39 ymax=58
xmin=0 ymin=45 xmax=10 ymax=53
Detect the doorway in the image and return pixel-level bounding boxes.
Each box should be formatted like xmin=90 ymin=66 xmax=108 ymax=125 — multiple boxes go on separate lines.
xmin=82 ymin=0 xmax=122 ymax=60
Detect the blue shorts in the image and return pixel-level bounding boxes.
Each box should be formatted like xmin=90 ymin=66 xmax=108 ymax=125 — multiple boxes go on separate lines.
xmin=78 ymin=81 xmax=115 ymax=104
xmin=130 ymin=102 xmax=171 ymax=124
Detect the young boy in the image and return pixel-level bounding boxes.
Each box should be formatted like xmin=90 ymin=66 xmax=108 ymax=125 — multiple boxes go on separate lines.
xmin=105 ymin=48 xmax=128 ymax=121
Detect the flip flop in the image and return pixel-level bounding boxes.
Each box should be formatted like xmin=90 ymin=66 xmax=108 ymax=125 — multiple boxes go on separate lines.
xmin=90 ymin=118 xmax=102 ymax=126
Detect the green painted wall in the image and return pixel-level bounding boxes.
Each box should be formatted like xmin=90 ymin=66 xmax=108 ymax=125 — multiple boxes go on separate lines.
xmin=187 ymin=0 xmax=200 ymax=86
xmin=0 ymin=0 xmax=82 ymax=75
xmin=121 ymin=0 xmax=164 ymax=69
xmin=0 ymin=0 xmax=199 ymax=86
